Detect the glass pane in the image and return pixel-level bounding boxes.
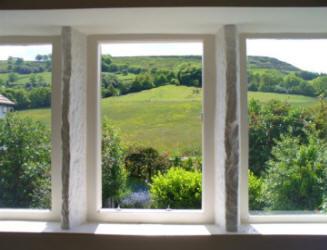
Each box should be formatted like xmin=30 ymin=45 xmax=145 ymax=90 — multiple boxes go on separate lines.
xmin=0 ymin=45 xmax=52 ymax=209
xmin=100 ymin=42 xmax=203 ymax=209
xmin=247 ymin=39 xmax=327 ymax=215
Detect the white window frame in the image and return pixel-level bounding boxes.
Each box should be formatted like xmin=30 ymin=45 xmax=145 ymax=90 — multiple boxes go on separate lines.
xmin=87 ymin=34 xmax=216 ymax=224
xmin=239 ymin=33 xmax=327 ymax=224
xmin=0 ymin=36 xmax=62 ymax=221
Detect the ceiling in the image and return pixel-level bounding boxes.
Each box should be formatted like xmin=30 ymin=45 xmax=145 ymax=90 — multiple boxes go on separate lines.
xmin=0 ymin=7 xmax=327 ymax=35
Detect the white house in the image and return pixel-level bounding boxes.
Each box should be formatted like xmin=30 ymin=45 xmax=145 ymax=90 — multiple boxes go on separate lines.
xmin=0 ymin=94 xmax=14 ymax=118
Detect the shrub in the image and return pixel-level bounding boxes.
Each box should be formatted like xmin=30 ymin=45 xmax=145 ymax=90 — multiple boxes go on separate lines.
xmin=102 ymin=120 xmax=127 ymax=208
xmin=0 ymin=114 xmax=51 ymax=208
xmin=150 ymin=168 xmax=202 ymax=209
xmin=124 ymin=147 xmax=170 ymax=182
xmin=248 ymin=170 xmax=265 ymax=211
xmin=263 ymin=133 xmax=327 ymax=211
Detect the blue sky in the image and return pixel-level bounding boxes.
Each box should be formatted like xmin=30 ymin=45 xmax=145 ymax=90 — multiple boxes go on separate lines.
xmin=0 ymin=40 xmax=326 ymax=73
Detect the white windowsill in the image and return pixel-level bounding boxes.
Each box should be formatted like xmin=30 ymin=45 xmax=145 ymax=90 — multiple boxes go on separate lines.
xmin=0 ymin=221 xmax=327 ymax=236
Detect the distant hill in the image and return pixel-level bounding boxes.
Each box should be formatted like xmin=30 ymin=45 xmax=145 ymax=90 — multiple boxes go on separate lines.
xmin=247 ymin=56 xmax=300 ymax=72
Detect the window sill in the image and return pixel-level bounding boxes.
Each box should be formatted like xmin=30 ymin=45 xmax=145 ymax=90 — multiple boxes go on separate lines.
xmin=0 ymin=221 xmax=327 ymax=236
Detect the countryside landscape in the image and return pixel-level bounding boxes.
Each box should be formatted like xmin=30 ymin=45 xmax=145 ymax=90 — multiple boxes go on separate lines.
xmin=0 ymin=47 xmax=326 ymax=211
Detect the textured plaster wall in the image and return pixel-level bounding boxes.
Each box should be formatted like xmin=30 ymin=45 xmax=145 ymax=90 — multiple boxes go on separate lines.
xmin=61 ymin=27 xmax=87 ymax=229
xmin=215 ymin=25 xmax=240 ymax=232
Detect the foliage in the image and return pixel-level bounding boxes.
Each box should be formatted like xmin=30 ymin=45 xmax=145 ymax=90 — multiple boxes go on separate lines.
xmin=102 ymin=120 xmax=127 ymax=208
xmin=177 ymin=64 xmax=202 ymax=87
xmin=130 ymin=73 xmax=154 ymax=92
xmin=150 ymin=167 xmax=202 ymax=209
xmin=124 ymin=147 xmax=170 ymax=182
xmin=248 ymin=170 xmax=265 ymax=210
xmin=248 ymin=99 xmax=307 ymax=176
xmin=0 ymin=114 xmax=51 ymax=208
xmin=170 ymin=156 xmax=202 ymax=172
xmin=263 ymin=133 xmax=327 ymax=211
xmin=311 ymin=76 xmax=327 ymax=97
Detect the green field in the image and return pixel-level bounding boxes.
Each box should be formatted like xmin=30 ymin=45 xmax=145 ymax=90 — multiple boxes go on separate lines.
xmin=0 ymin=72 xmax=51 ymax=85
xmin=17 ymin=85 xmax=319 ymax=154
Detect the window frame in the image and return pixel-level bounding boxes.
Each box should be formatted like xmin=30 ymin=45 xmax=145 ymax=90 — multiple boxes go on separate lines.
xmin=86 ymin=34 xmax=216 ymax=224
xmin=239 ymin=33 xmax=327 ymax=224
xmin=0 ymin=36 xmax=62 ymax=221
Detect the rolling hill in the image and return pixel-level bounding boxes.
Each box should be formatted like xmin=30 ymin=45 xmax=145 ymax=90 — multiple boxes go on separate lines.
xmin=17 ymin=85 xmax=318 ymax=154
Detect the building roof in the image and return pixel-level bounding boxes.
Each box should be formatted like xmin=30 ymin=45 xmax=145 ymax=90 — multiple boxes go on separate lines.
xmin=0 ymin=94 xmax=15 ymax=106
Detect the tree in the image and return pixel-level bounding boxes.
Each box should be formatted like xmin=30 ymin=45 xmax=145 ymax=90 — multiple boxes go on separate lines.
xmin=0 ymin=114 xmax=51 ymax=208
xmin=2 ymin=88 xmax=31 ymax=110
xmin=102 ymin=120 xmax=127 ymax=208
xmin=311 ymin=76 xmax=327 ymax=97
xmin=29 ymin=87 xmax=51 ymax=108
xmin=35 ymin=54 xmax=43 ymax=61
xmin=248 ymin=99 xmax=307 ymax=176
xmin=101 ymin=55 xmax=113 ymax=72
xmin=124 ymin=147 xmax=170 ymax=182
xmin=177 ymin=64 xmax=202 ymax=87
xmin=130 ymin=73 xmax=154 ymax=92
xmin=263 ymin=133 xmax=327 ymax=211
xmin=8 ymin=72 xmax=18 ymax=83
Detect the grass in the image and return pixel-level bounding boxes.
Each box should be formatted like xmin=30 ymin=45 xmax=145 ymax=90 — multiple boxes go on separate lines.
xmin=0 ymin=72 xmax=51 ymax=85
xmin=16 ymin=86 xmax=319 ymax=154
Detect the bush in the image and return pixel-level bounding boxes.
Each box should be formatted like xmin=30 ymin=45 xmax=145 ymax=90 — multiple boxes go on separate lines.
xmin=263 ymin=133 xmax=327 ymax=211
xmin=102 ymin=120 xmax=127 ymax=208
xmin=0 ymin=114 xmax=51 ymax=208
xmin=150 ymin=168 xmax=202 ymax=209
xmin=248 ymin=170 xmax=265 ymax=211
xmin=124 ymin=147 xmax=170 ymax=182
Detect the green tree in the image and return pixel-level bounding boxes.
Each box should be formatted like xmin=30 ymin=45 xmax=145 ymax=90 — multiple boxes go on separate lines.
xmin=0 ymin=114 xmax=51 ymax=208
xmin=311 ymin=76 xmax=327 ymax=97
xmin=101 ymin=55 xmax=113 ymax=72
xmin=248 ymin=99 xmax=307 ymax=176
xmin=177 ymin=64 xmax=202 ymax=87
xmin=102 ymin=120 xmax=127 ymax=208
xmin=130 ymin=73 xmax=154 ymax=92
xmin=263 ymin=133 xmax=327 ymax=211
xmin=124 ymin=147 xmax=170 ymax=182
xmin=29 ymin=87 xmax=51 ymax=108
xmin=2 ymin=89 xmax=31 ymax=110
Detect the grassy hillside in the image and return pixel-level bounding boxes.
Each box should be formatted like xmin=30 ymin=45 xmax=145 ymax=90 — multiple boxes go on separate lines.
xmin=111 ymin=55 xmax=202 ymax=71
xmin=17 ymin=85 xmax=318 ymax=154
xmin=0 ymin=72 xmax=51 ymax=85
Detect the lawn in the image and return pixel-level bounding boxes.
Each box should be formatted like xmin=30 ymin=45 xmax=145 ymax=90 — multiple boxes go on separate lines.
xmin=16 ymin=86 xmax=318 ymax=154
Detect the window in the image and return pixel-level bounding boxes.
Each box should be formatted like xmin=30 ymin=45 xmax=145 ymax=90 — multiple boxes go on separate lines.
xmin=240 ymin=35 xmax=327 ymax=223
xmin=0 ymin=37 xmax=61 ymax=220
xmin=87 ymin=35 xmax=216 ymax=223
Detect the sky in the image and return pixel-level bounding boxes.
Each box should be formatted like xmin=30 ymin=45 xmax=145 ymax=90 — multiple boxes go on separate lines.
xmin=0 ymin=45 xmax=52 ymax=61
xmin=247 ymin=39 xmax=327 ymax=74
xmin=0 ymin=40 xmax=326 ymax=73
xmin=101 ymin=42 xmax=203 ymax=57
